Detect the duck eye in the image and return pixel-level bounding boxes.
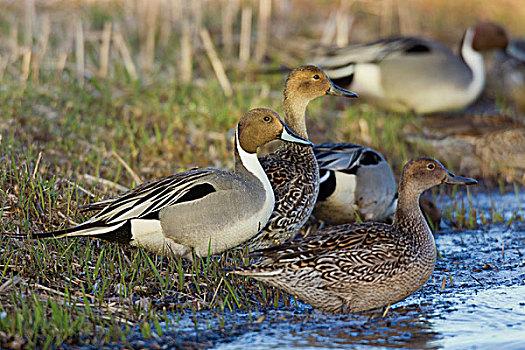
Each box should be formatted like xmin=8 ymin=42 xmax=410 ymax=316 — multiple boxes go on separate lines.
xmin=313 ymin=74 xmax=320 ymax=80
xmin=263 ymin=116 xmax=271 ymax=122
xmin=427 ymin=163 xmax=435 ymax=170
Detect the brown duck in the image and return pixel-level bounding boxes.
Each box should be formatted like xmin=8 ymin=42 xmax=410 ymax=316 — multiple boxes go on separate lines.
xmin=240 ymin=65 xmax=357 ymax=251
xmin=232 ymin=157 xmax=477 ymax=313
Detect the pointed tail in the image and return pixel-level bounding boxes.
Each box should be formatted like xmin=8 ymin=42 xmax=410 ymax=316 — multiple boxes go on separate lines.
xmin=11 ymin=221 xmax=130 ymax=243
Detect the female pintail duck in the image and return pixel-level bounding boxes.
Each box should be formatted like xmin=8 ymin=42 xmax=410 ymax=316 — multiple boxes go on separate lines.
xmin=315 ymin=22 xmax=509 ymax=113
xmin=407 ymin=113 xmax=525 ymax=179
xmin=313 ymin=142 xmax=397 ymax=224
xmin=239 ymin=65 xmax=358 ymax=251
xmin=232 ymin=157 xmax=477 ymax=313
xmin=16 ymin=108 xmax=312 ymax=259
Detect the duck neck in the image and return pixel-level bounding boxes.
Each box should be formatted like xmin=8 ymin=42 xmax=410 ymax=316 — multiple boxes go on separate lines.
xmin=393 ymin=182 xmax=432 ymax=244
xmin=283 ymin=90 xmax=309 ymax=139
xmin=234 ymin=129 xmax=273 ymax=193
xmin=459 ymin=27 xmax=486 ymax=95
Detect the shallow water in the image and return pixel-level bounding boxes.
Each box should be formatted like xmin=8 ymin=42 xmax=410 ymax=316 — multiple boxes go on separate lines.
xmin=165 ymin=283 xmax=525 ymax=350
xmin=165 ymin=191 xmax=525 ymax=349
xmin=89 ymin=191 xmax=525 ymax=349
xmin=428 ymin=285 xmax=525 ymax=349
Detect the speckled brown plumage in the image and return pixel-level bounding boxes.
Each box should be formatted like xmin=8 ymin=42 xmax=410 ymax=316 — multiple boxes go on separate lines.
xmin=233 ymin=157 xmax=477 ymax=313
xmin=242 ymin=142 xmax=320 ymax=250
xmin=239 ymin=66 xmax=357 ymax=251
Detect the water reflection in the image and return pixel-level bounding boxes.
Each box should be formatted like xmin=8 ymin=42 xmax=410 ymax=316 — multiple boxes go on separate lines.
xmin=163 ymin=192 xmax=525 ymax=349
xmin=209 ymin=284 xmax=524 ymax=349
xmin=428 ymin=285 xmax=525 ymax=349
xmin=213 ymin=302 xmax=441 ymax=349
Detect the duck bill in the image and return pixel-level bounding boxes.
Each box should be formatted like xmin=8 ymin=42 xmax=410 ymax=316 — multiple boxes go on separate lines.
xmin=326 ymin=80 xmax=358 ymax=98
xmin=280 ymin=124 xmax=313 ymax=146
xmin=443 ymin=171 xmax=478 ymax=185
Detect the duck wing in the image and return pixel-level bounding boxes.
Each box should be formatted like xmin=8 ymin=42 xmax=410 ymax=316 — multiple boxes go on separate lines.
xmin=248 ymin=222 xmax=403 ymax=280
xmin=314 ymin=142 xmax=385 ymax=173
xmin=88 ymin=168 xmax=218 ymax=224
xmin=315 ymin=36 xmax=454 ymax=72
xmin=18 ymin=168 xmax=221 ymax=240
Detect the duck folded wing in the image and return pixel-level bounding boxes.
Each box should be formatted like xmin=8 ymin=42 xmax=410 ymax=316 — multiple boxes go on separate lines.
xmin=78 ymin=197 xmax=117 ymax=212
xmin=249 ymin=225 xmax=404 ymax=286
xmin=314 ymin=143 xmax=379 ymax=172
xmin=255 ymin=222 xmax=396 ymax=263
xmin=87 ymin=168 xmax=218 ymax=224
xmin=159 ymin=177 xmax=268 ymax=255
xmin=315 ymin=37 xmax=454 ymax=69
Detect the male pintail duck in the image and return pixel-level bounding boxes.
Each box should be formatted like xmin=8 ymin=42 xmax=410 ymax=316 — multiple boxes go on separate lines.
xmin=15 ymin=108 xmax=312 ymax=258
xmin=232 ymin=157 xmax=477 ymax=313
xmin=312 ymin=144 xmax=442 ymax=227
xmin=313 ymin=142 xmax=397 ymax=224
xmin=239 ymin=65 xmax=357 ymax=251
xmin=314 ymin=22 xmax=509 ymax=113
xmin=407 ymin=113 xmax=525 ymax=179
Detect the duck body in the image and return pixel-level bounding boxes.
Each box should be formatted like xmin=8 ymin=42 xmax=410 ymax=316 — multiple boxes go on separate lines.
xmin=316 ymin=23 xmax=509 ymax=113
xmin=313 ymin=142 xmax=396 ymax=223
xmin=351 ymin=49 xmax=481 ymax=113
xmin=18 ymin=109 xmax=313 ymax=258
xmin=242 ymin=221 xmax=436 ymax=313
xmin=65 ymin=168 xmax=271 ymax=258
xmin=240 ymin=66 xmax=358 ymax=251
xmin=233 ymin=158 xmax=477 ymax=313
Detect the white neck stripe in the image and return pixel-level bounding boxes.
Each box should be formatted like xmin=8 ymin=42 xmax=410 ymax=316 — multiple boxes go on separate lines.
xmin=235 ymin=129 xmax=273 ymax=195
xmin=461 ymin=28 xmax=485 ymax=92
xmin=461 ymin=27 xmax=485 ymax=100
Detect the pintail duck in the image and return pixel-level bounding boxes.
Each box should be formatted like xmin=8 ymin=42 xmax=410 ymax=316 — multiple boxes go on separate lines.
xmin=239 ymin=65 xmax=358 ymax=251
xmin=315 ymin=22 xmax=509 ymax=113
xmin=312 ymin=144 xmax=442 ymax=227
xmin=406 ymin=113 xmax=525 ymax=179
xmin=232 ymin=157 xmax=477 ymax=313
xmin=16 ymin=108 xmax=312 ymax=258
xmin=313 ymin=142 xmax=397 ymax=224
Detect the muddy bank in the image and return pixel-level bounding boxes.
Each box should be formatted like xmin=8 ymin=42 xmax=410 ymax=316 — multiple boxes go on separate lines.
xmin=73 ymin=191 xmax=525 ymax=349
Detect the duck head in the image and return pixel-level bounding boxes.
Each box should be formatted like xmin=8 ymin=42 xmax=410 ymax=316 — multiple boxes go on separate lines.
xmin=237 ymin=108 xmax=312 ymax=153
xmin=401 ymin=157 xmax=477 ymax=194
xmin=284 ymin=65 xmax=358 ymax=101
xmin=471 ymin=22 xmax=509 ymax=51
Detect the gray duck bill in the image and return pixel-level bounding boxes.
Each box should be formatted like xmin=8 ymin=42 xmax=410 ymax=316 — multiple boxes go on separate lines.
xmin=280 ymin=124 xmax=313 ymax=146
xmin=326 ymin=80 xmax=358 ymax=98
xmin=444 ymin=171 xmax=478 ymax=185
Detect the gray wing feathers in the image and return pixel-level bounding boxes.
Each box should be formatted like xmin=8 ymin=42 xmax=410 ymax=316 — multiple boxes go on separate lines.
xmin=314 ymin=144 xmax=374 ymax=171
xmin=160 ymin=182 xmax=266 ymax=251
xmin=88 ymin=169 xmax=217 ymax=224
xmin=315 ymin=37 xmax=454 ymax=68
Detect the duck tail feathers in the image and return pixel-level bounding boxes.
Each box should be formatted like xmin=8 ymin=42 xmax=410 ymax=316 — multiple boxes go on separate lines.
xmin=12 ymin=221 xmax=128 ymax=240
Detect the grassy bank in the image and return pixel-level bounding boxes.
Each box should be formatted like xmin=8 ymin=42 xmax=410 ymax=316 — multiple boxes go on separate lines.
xmin=0 ymin=0 xmax=524 ymax=348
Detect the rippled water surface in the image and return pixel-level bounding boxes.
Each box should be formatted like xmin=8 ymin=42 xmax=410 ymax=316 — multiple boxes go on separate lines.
xmin=164 ymin=191 xmax=525 ymax=350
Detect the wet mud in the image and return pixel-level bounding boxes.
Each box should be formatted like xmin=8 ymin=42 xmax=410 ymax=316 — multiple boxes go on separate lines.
xmin=80 ymin=191 xmax=525 ymax=349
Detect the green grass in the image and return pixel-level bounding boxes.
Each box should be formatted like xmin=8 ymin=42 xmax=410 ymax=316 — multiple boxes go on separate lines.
xmin=0 ymin=1 xmax=524 ymax=348
xmin=1 ymin=69 xmax=522 ymax=348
